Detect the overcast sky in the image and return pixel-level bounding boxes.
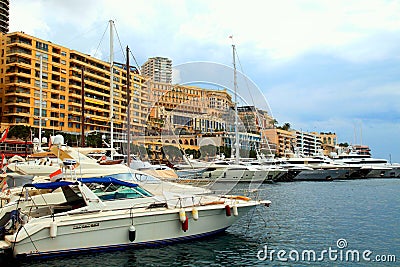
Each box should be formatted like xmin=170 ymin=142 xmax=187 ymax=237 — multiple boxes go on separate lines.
xmin=10 ymin=0 xmax=400 ymax=162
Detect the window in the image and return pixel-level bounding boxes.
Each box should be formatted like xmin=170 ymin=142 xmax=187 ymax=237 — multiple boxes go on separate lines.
xmin=35 ymin=80 xmax=48 ymax=88
xmin=36 ymin=41 xmax=48 ymax=52
xmin=61 ymin=51 xmax=67 ymax=56
xmin=61 ymin=60 xmax=66 ymax=65
xmin=60 ymin=95 xmax=65 ymax=100
xmin=35 ymin=62 xmax=48 ymax=70
xmin=35 ymin=52 xmax=48 ymax=61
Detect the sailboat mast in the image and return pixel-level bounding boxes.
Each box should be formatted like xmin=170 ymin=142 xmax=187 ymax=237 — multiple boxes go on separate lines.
xmin=38 ymin=54 xmax=43 ymax=151
xmin=81 ymin=68 xmax=85 ymax=147
xmin=126 ymin=46 xmax=131 ymax=167
xmin=232 ymin=44 xmax=239 ymax=164
xmin=109 ymin=20 xmax=114 ymax=158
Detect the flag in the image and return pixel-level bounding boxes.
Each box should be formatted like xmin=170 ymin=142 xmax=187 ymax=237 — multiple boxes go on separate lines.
xmin=49 ymin=169 xmax=63 ymax=182
xmin=0 ymin=128 xmax=8 ymax=143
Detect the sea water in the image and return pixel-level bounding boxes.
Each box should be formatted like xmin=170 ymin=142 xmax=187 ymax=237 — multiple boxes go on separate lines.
xmin=10 ymin=179 xmax=400 ymax=266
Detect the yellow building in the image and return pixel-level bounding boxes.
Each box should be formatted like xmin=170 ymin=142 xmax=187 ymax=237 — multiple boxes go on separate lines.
xmin=0 ymin=31 xmax=148 ymax=139
xmin=314 ymin=132 xmax=337 ymax=156
xmin=262 ymin=128 xmax=296 ymax=157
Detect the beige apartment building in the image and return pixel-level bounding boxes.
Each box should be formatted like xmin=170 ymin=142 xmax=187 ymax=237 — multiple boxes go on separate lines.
xmin=314 ymin=132 xmax=337 ymax=156
xmin=0 ymin=31 xmax=148 ymax=140
xmin=262 ymin=128 xmax=296 ymax=158
xmin=147 ymin=81 xmax=232 ymax=134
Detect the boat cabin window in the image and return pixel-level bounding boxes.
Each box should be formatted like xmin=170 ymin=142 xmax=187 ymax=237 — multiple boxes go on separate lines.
xmin=91 ymin=184 xmax=152 ymax=201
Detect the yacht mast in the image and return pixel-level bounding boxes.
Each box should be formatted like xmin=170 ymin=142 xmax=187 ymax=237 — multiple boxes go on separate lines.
xmin=232 ymin=43 xmax=239 ymax=164
xmin=109 ymin=20 xmax=114 ymax=158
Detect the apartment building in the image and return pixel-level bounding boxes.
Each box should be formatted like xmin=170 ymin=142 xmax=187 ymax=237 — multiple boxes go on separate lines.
xmin=147 ymin=81 xmax=232 ymax=134
xmin=141 ymin=57 xmax=172 ymax=84
xmin=237 ymin=106 xmax=274 ymax=133
xmin=263 ymin=128 xmax=296 ymax=158
xmin=0 ymin=31 xmax=148 ymax=139
xmin=0 ymin=0 xmax=8 ymax=34
xmin=294 ymin=130 xmax=322 ymax=157
xmin=315 ymin=132 xmax=337 ymax=156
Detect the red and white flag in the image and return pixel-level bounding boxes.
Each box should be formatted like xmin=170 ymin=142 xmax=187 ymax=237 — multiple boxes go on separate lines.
xmin=0 ymin=128 xmax=9 ymax=143
xmin=49 ymin=169 xmax=63 ymax=182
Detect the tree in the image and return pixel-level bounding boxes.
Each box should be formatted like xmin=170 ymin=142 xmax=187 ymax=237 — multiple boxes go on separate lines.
xmin=8 ymin=125 xmax=32 ymax=140
xmin=282 ymin=122 xmax=291 ymax=131
xmin=199 ymin=144 xmax=218 ymax=159
xmin=162 ymin=145 xmax=184 ymax=162
xmin=271 ymin=119 xmax=278 ymax=128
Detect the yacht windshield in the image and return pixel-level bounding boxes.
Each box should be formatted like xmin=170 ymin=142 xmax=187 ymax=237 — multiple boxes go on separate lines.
xmin=89 ymin=183 xmax=152 ymax=201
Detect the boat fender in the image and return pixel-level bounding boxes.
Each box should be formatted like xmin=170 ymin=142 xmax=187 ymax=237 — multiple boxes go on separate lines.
xmin=50 ymin=221 xmax=57 ymax=238
xmin=225 ymin=205 xmax=231 ymax=216
xmin=179 ymin=208 xmax=186 ymax=223
xmin=233 ymin=205 xmax=238 ymax=216
xmin=182 ymin=216 xmax=189 ymax=232
xmin=129 ymin=225 xmax=136 ymax=242
xmin=192 ymin=207 xmax=199 ymax=220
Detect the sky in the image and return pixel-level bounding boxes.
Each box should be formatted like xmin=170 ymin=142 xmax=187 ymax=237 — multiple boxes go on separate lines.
xmin=9 ymin=0 xmax=400 ymax=162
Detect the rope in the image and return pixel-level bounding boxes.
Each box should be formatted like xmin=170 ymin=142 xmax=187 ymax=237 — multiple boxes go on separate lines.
xmin=92 ymin=22 xmax=109 ymax=59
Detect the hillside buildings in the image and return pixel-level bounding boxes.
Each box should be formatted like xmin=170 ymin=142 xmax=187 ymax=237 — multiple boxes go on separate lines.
xmin=0 ymin=30 xmax=350 ymax=159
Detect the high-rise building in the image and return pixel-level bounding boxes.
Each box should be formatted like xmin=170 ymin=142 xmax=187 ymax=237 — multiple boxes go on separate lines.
xmin=0 ymin=0 xmax=8 ymax=34
xmin=141 ymin=57 xmax=172 ymax=84
xmin=0 ymin=31 xmax=148 ymax=140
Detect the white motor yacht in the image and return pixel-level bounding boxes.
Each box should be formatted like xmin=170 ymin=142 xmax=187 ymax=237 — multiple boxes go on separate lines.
xmin=0 ymin=174 xmax=270 ymax=259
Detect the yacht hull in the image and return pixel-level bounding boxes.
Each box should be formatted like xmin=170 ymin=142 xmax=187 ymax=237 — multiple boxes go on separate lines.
xmin=5 ymin=203 xmax=257 ymax=259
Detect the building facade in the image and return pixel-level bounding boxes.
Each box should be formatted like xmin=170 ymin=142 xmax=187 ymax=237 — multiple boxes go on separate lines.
xmin=0 ymin=31 xmax=148 ymax=141
xmin=147 ymin=81 xmax=232 ymax=135
xmin=0 ymin=0 xmax=8 ymax=34
xmin=263 ymin=128 xmax=296 ymax=158
xmin=294 ymin=130 xmax=322 ymax=157
xmin=315 ymin=132 xmax=337 ymax=156
xmin=141 ymin=57 xmax=172 ymax=84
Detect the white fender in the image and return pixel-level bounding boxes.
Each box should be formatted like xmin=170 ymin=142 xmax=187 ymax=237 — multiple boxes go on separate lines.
xmin=233 ymin=205 xmax=238 ymax=216
xmin=192 ymin=207 xmax=199 ymax=220
xmin=50 ymin=221 xmax=57 ymax=238
xmin=179 ymin=208 xmax=186 ymax=223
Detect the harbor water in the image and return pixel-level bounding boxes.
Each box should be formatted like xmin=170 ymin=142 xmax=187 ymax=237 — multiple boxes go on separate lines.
xmin=7 ymin=179 xmax=400 ymax=266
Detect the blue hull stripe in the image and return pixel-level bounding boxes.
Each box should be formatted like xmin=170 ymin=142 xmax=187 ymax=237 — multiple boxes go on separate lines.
xmin=16 ymin=227 xmax=229 ymax=259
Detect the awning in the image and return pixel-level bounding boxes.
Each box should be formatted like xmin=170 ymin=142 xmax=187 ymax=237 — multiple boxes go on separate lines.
xmin=77 ymin=177 xmax=138 ymax=188
xmin=24 ymin=181 xmax=78 ymax=189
